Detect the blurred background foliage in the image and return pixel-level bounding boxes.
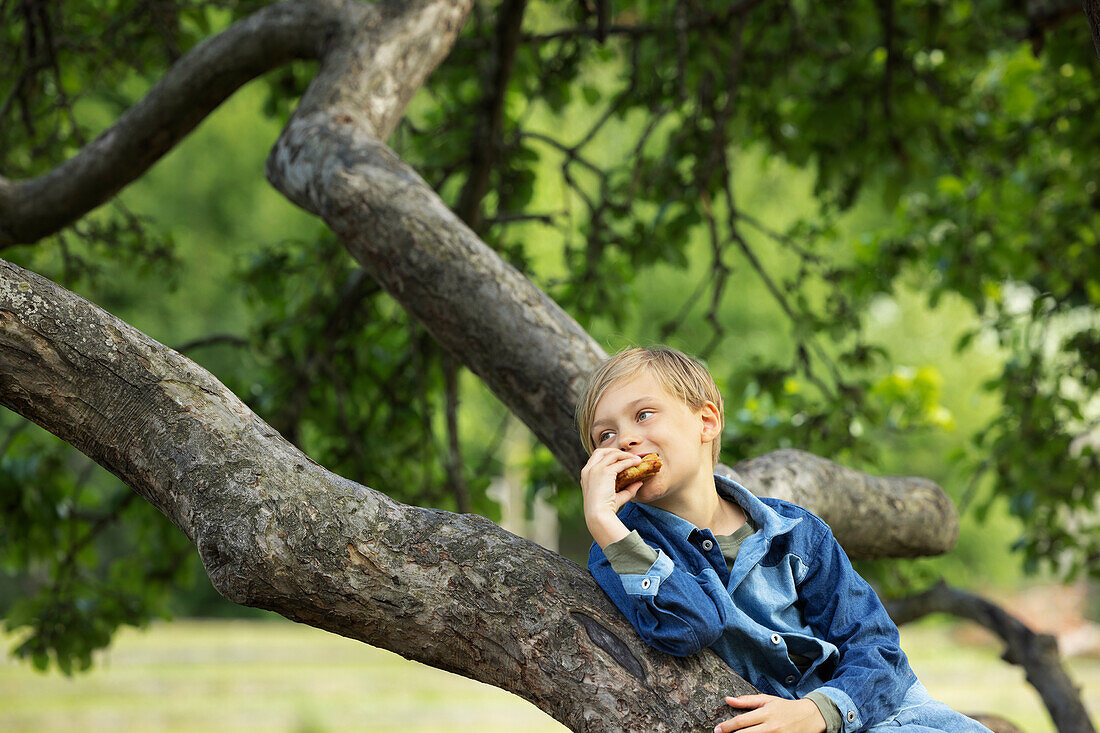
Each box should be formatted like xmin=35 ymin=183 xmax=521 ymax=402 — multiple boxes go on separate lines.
xmin=0 ymin=0 xmax=1097 ymax=674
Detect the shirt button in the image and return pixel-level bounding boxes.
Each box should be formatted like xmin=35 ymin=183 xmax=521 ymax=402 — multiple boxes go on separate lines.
xmin=701 ymin=539 xmax=714 ymax=551
xmin=785 ymin=674 xmax=796 ymax=684
xmin=847 ymin=710 xmax=856 ymax=723
xmin=770 ymin=633 xmax=781 ymax=645
xmin=640 ymin=578 xmax=651 ymax=590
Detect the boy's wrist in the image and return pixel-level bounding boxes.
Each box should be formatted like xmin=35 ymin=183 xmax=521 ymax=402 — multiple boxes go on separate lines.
xmin=586 ymin=512 xmax=630 ymax=549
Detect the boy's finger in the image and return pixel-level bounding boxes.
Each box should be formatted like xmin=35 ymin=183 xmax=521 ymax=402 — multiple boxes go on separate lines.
xmin=614 ymin=482 xmax=641 ymax=508
xmin=724 ymin=694 xmax=771 ymax=708
xmin=713 ymin=708 xmax=762 ymax=732
xmin=590 ymin=450 xmax=640 ymax=471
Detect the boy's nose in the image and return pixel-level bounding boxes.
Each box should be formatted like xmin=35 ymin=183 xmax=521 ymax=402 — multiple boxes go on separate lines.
xmin=618 ymin=434 xmax=641 ymax=450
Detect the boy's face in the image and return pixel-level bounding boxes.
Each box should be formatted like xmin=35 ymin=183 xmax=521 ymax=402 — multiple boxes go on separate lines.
xmin=589 ymin=370 xmax=719 ymax=509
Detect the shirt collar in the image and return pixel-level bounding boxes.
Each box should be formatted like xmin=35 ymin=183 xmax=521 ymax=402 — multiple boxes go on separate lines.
xmin=713 ymin=473 xmax=801 ymax=539
xmin=629 ymin=473 xmax=800 ymax=540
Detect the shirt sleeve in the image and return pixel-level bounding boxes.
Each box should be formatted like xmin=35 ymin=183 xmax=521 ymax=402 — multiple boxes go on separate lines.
xmin=603 ymin=530 xmax=659 ymax=575
xmin=799 ymin=524 xmax=914 ymax=731
xmin=588 ymin=539 xmax=732 ymax=657
xmin=804 ymin=691 xmax=843 ymax=733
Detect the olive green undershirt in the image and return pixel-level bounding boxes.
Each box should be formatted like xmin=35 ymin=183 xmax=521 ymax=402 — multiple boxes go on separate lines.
xmin=603 ymin=521 xmax=843 ymax=733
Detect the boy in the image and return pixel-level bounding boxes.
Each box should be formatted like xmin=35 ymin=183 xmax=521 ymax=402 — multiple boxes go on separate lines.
xmin=577 ymin=346 xmax=992 ymax=733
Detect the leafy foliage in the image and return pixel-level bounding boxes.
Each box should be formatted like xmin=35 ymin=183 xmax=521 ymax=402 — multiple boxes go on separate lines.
xmin=1 ymin=0 xmax=1097 ymax=672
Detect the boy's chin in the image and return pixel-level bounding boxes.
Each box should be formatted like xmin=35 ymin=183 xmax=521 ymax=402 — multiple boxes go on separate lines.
xmin=631 ymin=479 xmax=669 ymax=504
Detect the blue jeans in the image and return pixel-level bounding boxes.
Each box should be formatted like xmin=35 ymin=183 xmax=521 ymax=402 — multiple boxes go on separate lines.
xmin=866 ymin=681 xmax=994 ymax=731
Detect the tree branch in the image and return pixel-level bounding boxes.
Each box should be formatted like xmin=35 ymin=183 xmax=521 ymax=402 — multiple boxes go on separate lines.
xmin=886 ymin=581 xmax=1096 ymax=733
xmin=442 ymin=353 xmax=473 ymax=514
xmin=1085 ymin=0 xmax=1100 ymax=61
xmin=0 ymin=255 xmax=751 ymax=731
xmin=175 ymin=334 xmax=250 ymax=353
xmin=726 ymin=450 xmax=957 ymax=560
xmin=0 ymin=0 xmax=353 ymax=248
xmin=453 ymin=0 xmax=528 ymax=234
xmin=521 ymin=0 xmax=770 ymax=44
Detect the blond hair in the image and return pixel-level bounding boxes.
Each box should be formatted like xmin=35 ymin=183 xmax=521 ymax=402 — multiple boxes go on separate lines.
xmin=576 ymin=346 xmax=724 ymax=465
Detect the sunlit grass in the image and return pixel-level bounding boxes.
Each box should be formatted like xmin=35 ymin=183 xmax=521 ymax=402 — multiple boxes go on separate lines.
xmin=1 ymin=617 xmax=1095 ymax=732
xmin=0 ymin=618 xmax=565 ymax=733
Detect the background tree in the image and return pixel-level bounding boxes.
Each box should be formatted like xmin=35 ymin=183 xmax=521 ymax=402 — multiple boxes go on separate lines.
xmin=0 ymin=0 xmax=1097 ymax=730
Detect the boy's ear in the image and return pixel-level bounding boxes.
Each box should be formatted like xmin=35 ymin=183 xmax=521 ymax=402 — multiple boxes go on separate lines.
xmin=698 ymin=400 xmax=722 ymax=444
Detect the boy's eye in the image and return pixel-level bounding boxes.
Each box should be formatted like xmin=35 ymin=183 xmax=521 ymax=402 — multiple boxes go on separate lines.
xmin=637 ymin=410 xmax=654 ymax=421
xmin=597 ymin=430 xmax=615 ymax=443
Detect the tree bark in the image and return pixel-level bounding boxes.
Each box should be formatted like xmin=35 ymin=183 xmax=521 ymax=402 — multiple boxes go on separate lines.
xmin=0 ymin=257 xmax=754 ymax=731
xmin=722 ymin=455 xmax=957 ymax=560
xmin=0 ymin=0 xmax=960 ymax=557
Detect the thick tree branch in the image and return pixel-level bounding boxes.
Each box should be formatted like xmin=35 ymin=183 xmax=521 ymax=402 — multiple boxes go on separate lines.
xmin=0 ymin=0 xmax=959 ymax=558
xmin=0 ymin=0 xmax=356 ymax=248
xmin=0 ymin=256 xmax=753 ymax=731
xmin=255 ymin=0 xmax=960 ymax=559
xmin=886 ymin=581 xmax=1097 ymax=733
xmin=724 ymin=452 xmax=957 ymax=560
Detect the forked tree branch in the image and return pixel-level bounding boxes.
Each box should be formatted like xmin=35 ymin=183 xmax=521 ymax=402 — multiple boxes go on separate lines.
xmin=0 ymin=0 xmax=956 ymax=564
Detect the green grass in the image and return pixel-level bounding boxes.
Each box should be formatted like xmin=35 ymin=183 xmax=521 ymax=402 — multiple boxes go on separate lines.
xmin=1 ymin=618 xmax=1096 ymax=732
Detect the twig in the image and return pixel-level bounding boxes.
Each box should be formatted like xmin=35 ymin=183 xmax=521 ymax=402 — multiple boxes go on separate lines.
xmin=442 ymin=354 xmax=472 ymax=514
xmin=175 ymin=334 xmax=249 ymax=352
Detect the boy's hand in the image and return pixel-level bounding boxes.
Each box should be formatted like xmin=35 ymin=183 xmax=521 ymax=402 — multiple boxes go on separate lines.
xmin=714 ymin=695 xmax=826 ymax=733
xmin=580 ymin=448 xmax=642 ymax=548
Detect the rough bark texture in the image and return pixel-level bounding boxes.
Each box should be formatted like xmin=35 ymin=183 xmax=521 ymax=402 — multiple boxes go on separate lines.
xmin=887 ymin=582 xmax=1096 ymax=733
xmin=0 ymin=257 xmax=755 ymax=731
xmin=0 ymin=0 xmax=960 ymax=558
xmin=723 ymin=454 xmax=957 ymax=560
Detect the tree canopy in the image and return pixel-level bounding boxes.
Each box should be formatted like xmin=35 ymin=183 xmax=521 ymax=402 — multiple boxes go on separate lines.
xmin=1 ymin=0 xmax=1097 ymax=686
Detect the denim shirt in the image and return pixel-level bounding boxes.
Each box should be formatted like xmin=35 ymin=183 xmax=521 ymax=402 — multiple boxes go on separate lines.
xmin=588 ymin=475 xmax=917 ymax=732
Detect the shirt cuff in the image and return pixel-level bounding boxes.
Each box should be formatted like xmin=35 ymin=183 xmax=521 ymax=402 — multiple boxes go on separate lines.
xmin=617 ymin=549 xmax=673 ymax=597
xmin=603 ymin=529 xmax=659 ymax=575
xmin=811 ymin=686 xmax=861 ymax=732
xmin=804 ymin=691 xmax=843 ymax=733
